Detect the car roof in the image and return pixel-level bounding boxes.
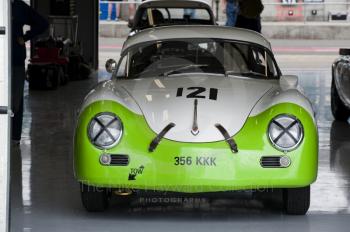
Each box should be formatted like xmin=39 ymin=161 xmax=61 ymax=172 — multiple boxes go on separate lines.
xmin=123 ymin=25 xmax=272 ymax=51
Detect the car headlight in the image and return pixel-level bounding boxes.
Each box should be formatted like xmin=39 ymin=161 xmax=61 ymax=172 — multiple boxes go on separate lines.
xmin=268 ymin=115 xmax=303 ymax=152
xmin=88 ymin=113 xmax=123 ymax=149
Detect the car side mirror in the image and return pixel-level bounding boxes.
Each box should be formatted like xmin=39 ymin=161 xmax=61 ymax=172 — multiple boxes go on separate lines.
xmin=106 ymin=59 xmax=117 ymax=73
xmin=339 ymin=48 xmax=350 ymax=56
xmin=128 ymin=18 xmax=134 ymax=28
xmin=280 ymin=75 xmax=298 ymax=89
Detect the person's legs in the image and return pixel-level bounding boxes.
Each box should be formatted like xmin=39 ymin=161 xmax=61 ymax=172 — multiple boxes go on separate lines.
xmin=225 ymin=1 xmax=234 ymax=26
xmin=128 ymin=0 xmax=136 ymax=20
xmin=235 ymin=14 xmax=244 ymax=28
xmin=255 ymin=17 xmax=262 ymax=33
xmin=235 ymin=15 xmax=261 ymax=33
xmin=11 ymin=66 xmax=25 ymax=141
xmin=184 ymin=9 xmax=196 ymax=19
xmin=245 ymin=17 xmax=261 ymax=33
xmin=108 ymin=2 xmax=113 ymax=20
xmin=231 ymin=3 xmax=239 ymax=26
xmin=115 ymin=1 xmax=121 ymax=21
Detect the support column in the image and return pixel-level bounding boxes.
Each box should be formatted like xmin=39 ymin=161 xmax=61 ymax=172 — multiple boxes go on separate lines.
xmin=0 ymin=0 xmax=11 ymax=231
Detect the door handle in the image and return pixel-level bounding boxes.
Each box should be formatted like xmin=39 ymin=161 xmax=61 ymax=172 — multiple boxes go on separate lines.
xmin=0 ymin=106 xmax=13 ymax=117
xmin=0 ymin=106 xmax=9 ymax=115
xmin=0 ymin=26 xmax=5 ymax=35
xmin=0 ymin=106 xmax=8 ymax=114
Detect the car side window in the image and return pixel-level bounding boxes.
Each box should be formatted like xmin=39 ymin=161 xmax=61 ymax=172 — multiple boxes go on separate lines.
xmin=267 ymin=54 xmax=278 ymax=78
xmin=116 ymin=55 xmax=128 ymax=78
xmin=249 ymin=46 xmax=279 ymax=79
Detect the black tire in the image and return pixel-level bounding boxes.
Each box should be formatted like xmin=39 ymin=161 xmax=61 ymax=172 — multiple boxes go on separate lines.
xmin=283 ymin=186 xmax=310 ymax=215
xmin=80 ymin=184 xmax=109 ymax=212
xmin=331 ymin=77 xmax=350 ymax=121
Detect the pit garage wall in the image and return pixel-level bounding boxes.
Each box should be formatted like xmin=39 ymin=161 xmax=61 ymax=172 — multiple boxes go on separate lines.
xmin=0 ymin=0 xmax=10 ymax=231
xmin=76 ymin=0 xmax=99 ymax=69
xmin=30 ymin=0 xmax=99 ymax=69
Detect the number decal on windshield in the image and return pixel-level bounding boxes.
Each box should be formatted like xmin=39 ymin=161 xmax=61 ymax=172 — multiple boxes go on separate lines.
xmin=176 ymin=87 xmax=218 ymax=101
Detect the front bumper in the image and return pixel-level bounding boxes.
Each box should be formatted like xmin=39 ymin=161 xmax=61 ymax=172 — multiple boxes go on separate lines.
xmin=74 ymin=101 xmax=318 ymax=193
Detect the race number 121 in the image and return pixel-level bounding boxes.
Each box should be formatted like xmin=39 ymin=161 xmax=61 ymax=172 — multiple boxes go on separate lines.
xmin=176 ymin=87 xmax=218 ymax=101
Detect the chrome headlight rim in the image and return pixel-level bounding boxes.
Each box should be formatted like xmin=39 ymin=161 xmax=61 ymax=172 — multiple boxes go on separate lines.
xmin=87 ymin=112 xmax=123 ymax=149
xmin=267 ymin=114 xmax=304 ymax=152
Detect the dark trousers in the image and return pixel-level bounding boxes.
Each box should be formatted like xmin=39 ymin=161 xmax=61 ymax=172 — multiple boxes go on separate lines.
xmin=11 ymin=66 xmax=25 ymax=140
xmin=235 ymin=15 xmax=262 ymax=33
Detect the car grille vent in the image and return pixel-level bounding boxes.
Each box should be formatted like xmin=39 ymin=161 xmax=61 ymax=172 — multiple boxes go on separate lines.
xmin=260 ymin=156 xmax=282 ymax=168
xmin=110 ymin=154 xmax=129 ymax=166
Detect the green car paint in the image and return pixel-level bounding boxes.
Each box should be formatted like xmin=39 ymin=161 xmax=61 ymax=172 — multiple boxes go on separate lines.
xmin=74 ymin=100 xmax=318 ymax=193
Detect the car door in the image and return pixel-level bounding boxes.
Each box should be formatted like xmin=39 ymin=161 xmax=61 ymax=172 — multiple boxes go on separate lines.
xmin=0 ymin=0 xmax=11 ymax=231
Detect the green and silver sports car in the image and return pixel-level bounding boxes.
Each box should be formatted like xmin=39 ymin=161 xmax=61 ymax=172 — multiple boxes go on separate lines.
xmin=74 ymin=25 xmax=318 ymax=214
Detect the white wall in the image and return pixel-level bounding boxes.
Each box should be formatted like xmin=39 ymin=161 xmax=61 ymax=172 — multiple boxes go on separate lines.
xmin=212 ymin=0 xmax=350 ymax=22
xmin=0 ymin=0 xmax=10 ymax=230
xmin=262 ymin=0 xmax=350 ymax=21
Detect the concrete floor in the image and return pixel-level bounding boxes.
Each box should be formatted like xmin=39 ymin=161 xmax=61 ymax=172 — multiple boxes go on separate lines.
xmin=9 ymin=39 xmax=350 ymax=231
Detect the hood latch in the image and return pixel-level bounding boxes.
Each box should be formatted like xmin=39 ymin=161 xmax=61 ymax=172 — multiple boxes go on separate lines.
xmin=149 ymin=123 xmax=176 ymax=152
xmin=215 ymin=124 xmax=238 ymax=153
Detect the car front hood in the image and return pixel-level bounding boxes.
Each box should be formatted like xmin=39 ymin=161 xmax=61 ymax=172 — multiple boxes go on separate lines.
xmin=120 ymin=74 xmax=275 ymax=142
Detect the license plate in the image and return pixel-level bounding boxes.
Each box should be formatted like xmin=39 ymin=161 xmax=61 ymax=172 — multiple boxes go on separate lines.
xmin=174 ymin=156 xmax=217 ymax=166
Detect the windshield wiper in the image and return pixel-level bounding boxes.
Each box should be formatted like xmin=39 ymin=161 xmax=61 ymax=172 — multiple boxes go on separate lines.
xmin=225 ymin=70 xmax=266 ymax=78
xmin=160 ymin=64 xmax=208 ymax=77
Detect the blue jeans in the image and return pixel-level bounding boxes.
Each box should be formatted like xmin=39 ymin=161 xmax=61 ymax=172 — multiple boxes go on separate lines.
xmin=184 ymin=9 xmax=196 ymax=19
xmin=226 ymin=1 xmax=239 ymax=27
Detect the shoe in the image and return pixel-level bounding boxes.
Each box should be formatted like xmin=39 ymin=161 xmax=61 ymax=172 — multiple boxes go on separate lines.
xmin=115 ymin=17 xmax=119 ymax=21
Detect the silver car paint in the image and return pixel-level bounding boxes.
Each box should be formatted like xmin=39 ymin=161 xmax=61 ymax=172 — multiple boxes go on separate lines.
xmin=250 ymin=87 xmax=315 ymax=120
xmin=82 ymin=74 xmax=276 ymax=142
xmin=80 ymin=74 xmax=315 ymax=143
xmin=123 ymin=25 xmax=272 ymax=52
xmin=81 ymin=80 xmax=142 ymax=115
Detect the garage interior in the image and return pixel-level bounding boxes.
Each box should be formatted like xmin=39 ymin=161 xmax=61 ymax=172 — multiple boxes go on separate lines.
xmin=5 ymin=0 xmax=350 ymax=231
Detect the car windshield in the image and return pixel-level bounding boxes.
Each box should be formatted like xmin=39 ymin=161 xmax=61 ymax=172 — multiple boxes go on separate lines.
xmin=116 ymin=39 xmax=280 ymax=79
xmin=135 ymin=7 xmax=213 ymax=29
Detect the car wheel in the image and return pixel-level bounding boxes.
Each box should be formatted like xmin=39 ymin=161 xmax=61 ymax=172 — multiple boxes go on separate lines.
xmin=331 ymin=78 xmax=350 ymax=121
xmin=283 ymin=186 xmax=310 ymax=215
xmin=80 ymin=183 xmax=109 ymax=212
